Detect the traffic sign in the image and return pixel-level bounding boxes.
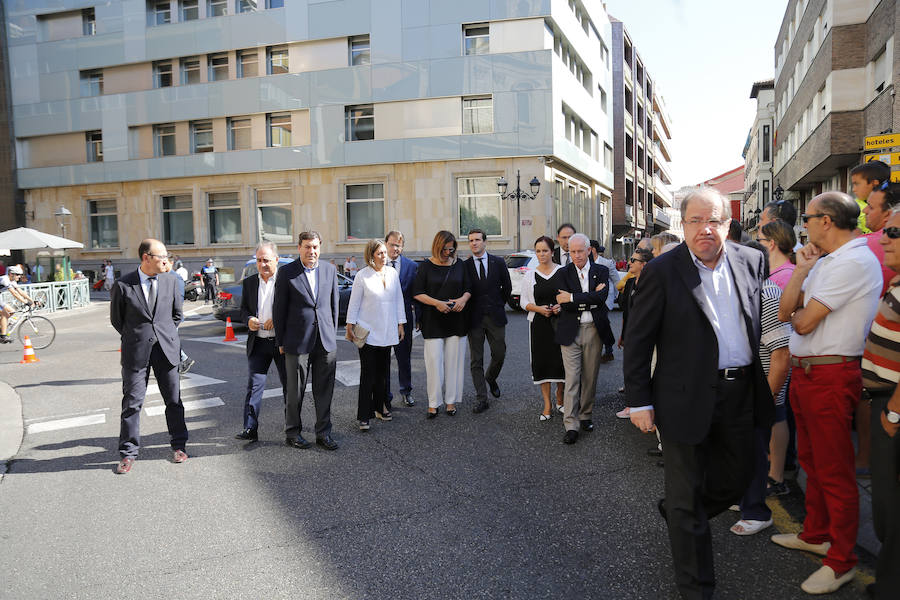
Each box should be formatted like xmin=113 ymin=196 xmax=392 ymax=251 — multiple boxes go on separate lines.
xmin=865 ymin=152 xmax=900 ymax=165
xmin=865 ymin=134 xmax=900 ymax=150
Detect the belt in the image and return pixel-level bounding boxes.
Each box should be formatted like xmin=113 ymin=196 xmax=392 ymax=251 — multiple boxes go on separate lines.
xmin=790 ymin=355 xmax=860 ymax=375
xmin=863 ymin=387 xmax=894 ymax=399
xmin=718 ymin=365 xmax=751 ymax=381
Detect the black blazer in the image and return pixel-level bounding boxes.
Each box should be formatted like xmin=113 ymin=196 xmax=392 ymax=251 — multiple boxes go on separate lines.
xmin=619 ymin=275 xmax=637 ymax=343
xmin=240 ymin=274 xmax=275 ymax=357
xmin=552 ymin=246 xmax=593 ymax=266
xmin=110 ymin=269 xmax=183 ymax=369
xmin=273 ymin=260 xmax=339 ymax=355
xmin=553 ymin=261 xmax=609 ymax=346
xmin=623 ymin=242 xmax=774 ymax=444
xmin=465 ymin=253 xmax=512 ymax=327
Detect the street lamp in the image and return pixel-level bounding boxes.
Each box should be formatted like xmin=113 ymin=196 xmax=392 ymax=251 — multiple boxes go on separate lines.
xmin=54 ymin=206 xmax=72 ymax=238
xmin=497 ymin=170 xmax=541 ymax=252
xmin=774 ymin=183 xmax=784 ymax=202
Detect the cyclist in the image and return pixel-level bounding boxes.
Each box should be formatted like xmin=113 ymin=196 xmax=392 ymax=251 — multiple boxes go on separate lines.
xmin=1 ymin=265 xmax=34 ymax=343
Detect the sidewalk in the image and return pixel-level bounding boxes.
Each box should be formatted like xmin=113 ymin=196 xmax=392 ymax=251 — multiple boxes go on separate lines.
xmin=0 ymin=381 xmax=23 ymax=482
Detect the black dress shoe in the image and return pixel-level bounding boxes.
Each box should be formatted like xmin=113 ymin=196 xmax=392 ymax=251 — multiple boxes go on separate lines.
xmin=657 ymin=498 xmax=668 ymax=522
xmin=285 ymin=435 xmax=311 ymax=449
xmin=580 ymin=419 xmax=594 ymax=432
xmin=600 ymin=352 xmax=614 ymax=363
xmin=563 ymin=430 xmax=579 ymax=444
xmin=647 ymin=447 xmax=662 ymax=457
xmin=316 ymin=435 xmax=339 ymax=450
xmin=487 ymin=379 xmax=501 ymax=398
xmin=426 ymin=407 xmax=439 ymax=419
xmin=235 ymin=428 xmax=258 ymax=441
xmin=472 ymin=400 xmax=489 ymax=414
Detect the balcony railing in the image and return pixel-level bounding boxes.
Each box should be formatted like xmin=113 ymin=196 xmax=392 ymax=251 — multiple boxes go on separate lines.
xmin=654 ymin=208 xmax=671 ymax=228
xmin=0 ymin=280 xmax=91 ymax=313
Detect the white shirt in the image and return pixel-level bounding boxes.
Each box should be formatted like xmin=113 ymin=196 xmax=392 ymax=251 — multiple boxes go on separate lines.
xmin=789 ymin=237 xmax=882 ymax=357
xmin=175 ymin=266 xmax=188 ymax=282
xmin=520 ymin=265 xmax=561 ymax=322
xmin=559 ymin=250 xmax=570 ymax=266
xmin=473 ymin=253 xmax=488 ymax=279
xmin=575 ymin=262 xmax=594 ymax=324
xmin=0 ymin=274 xmax=17 ymax=293
xmin=303 ymin=263 xmax=317 ymax=300
xmin=137 ymin=268 xmax=157 ymax=305
xmin=105 ymin=265 xmax=114 ymax=280
xmin=345 ymin=266 xmax=407 ymax=347
xmin=255 ymin=272 xmax=277 ymax=338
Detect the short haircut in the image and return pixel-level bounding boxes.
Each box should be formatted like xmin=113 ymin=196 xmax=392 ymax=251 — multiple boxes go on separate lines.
xmin=760 ymin=220 xmax=796 ymax=257
xmin=764 ymin=199 xmax=797 ymax=225
xmin=589 ymin=239 xmax=601 ymax=252
xmin=727 ymin=220 xmax=745 ymax=242
xmin=634 ymin=247 xmax=654 ymax=263
xmin=568 ymin=232 xmax=589 ymax=249
xmin=680 ymin=188 xmax=731 ymax=221
xmin=255 ymin=241 xmax=278 ymax=257
xmin=814 ymin=191 xmax=859 ymax=230
xmin=430 ymin=230 xmax=457 ymax=260
xmin=298 ymin=231 xmax=321 ymax=245
xmin=363 ymin=239 xmax=387 ymax=266
xmin=636 ymin=237 xmax=654 ymax=251
xmin=467 ymin=228 xmax=486 ymax=241
xmin=650 ymin=232 xmax=679 ymax=255
xmin=850 ymin=160 xmax=890 ymax=184
xmin=385 ymin=230 xmax=403 ymax=243
xmin=557 ymin=222 xmax=576 ymax=235
xmin=137 ymin=238 xmax=158 ymax=260
xmin=534 ymin=235 xmax=554 ymax=251
xmin=874 ymin=182 xmax=900 ymax=212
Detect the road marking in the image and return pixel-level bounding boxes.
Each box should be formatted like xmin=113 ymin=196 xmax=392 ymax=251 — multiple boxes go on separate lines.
xmin=26 ymin=414 xmax=106 ymax=434
xmin=146 ymin=373 xmax=225 ymax=396
xmin=145 ymin=396 xmax=224 ymax=416
xmin=187 ymin=334 xmax=247 ymax=346
xmin=24 ymin=407 xmax=111 ymax=424
xmin=335 ymin=360 xmax=360 ymax=386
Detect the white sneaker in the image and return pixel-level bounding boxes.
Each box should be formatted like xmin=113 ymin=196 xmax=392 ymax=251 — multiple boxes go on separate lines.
xmin=770 ymin=533 xmax=831 ymax=557
xmin=800 ymin=565 xmax=856 ymax=594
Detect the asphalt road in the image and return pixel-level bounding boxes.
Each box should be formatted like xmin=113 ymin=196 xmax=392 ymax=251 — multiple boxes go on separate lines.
xmin=0 ymin=301 xmax=874 ymax=599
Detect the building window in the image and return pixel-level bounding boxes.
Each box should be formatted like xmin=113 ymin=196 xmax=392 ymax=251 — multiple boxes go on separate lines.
xmin=625 ymin=133 xmax=633 ymax=161
xmin=350 ymin=35 xmax=370 ymax=66
xmin=345 ymin=105 xmax=374 ymax=141
xmin=153 ymin=1 xmax=171 ymax=25
xmin=462 ymin=96 xmax=493 ymax=134
xmin=82 ymin=8 xmax=96 ymax=36
xmin=162 ymin=195 xmax=194 ymax=246
xmin=255 ymin=188 xmax=293 ymax=243
xmin=208 ymin=192 xmax=242 ymax=244
xmin=181 ymin=0 xmax=199 ymax=20
xmin=208 ymin=0 xmax=228 ymax=17
xmin=267 ymin=113 xmax=292 ymax=147
xmin=267 ymin=46 xmax=289 ymax=74
xmin=239 ymin=0 xmax=258 ymax=12
xmin=80 ymin=70 xmax=103 ymax=97
xmin=191 ymin=121 xmax=213 ymax=153
xmin=181 ymin=57 xmax=201 ymax=84
xmin=154 ymin=61 xmax=173 ymax=88
xmin=86 ymin=131 xmax=103 ymax=162
xmin=458 ymin=177 xmax=501 ymax=236
xmin=762 ymin=125 xmax=771 ymax=163
xmin=604 ymin=143 xmax=612 ymax=171
xmin=89 ymin=199 xmax=119 ymax=249
xmin=874 ymin=47 xmax=887 ymax=94
xmin=229 ymin=118 xmax=252 ymax=150
xmin=238 ymin=50 xmax=258 ymax=78
xmin=155 ymin=124 xmax=176 ymax=156
xmin=599 ymin=85 xmax=607 ymax=113
xmin=463 ymin=23 xmax=489 ymax=55
xmin=762 ymin=180 xmax=770 ymax=205
xmin=345 ymin=183 xmax=384 ymax=240
xmin=268 ymin=0 xmax=284 ymax=6
xmin=208 ymin=53 xmax=229 ymax=81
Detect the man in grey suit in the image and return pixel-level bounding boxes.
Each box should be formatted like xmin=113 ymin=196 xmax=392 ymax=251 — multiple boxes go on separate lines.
xmin=110 ymin=239 xmax=188 ymax=474
xmin=273 ymin=231 xmax=340 ymax=451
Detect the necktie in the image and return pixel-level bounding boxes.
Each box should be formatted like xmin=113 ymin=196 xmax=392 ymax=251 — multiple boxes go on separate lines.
xmin=564 ymin=252 xmax=569 ymax=266
xmin=147 ymin=276 xmax=157 ymax=314
xmin=391 ymin=260 xmax=397 ymax=269
xmin=479 ymin=257 xmax=486 ymax=281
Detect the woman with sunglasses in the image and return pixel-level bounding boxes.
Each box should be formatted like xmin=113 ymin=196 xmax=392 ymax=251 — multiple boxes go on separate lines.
xmin=757 ymin=220 xmax=796 ymax=291
xmin=413 ymin=230 xmax=472 ymax=418
xmin=615 ymin=247 xmax=654 ymax=418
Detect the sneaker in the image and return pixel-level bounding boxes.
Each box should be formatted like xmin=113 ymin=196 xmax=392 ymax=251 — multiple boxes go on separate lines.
xmin=766 ymin=478 xmax=790 ymax=497
xmin=0 ymin=335 xmax=12 ymax=344
xmin=178 ymin=357 xmax=196 ymax=375
xmin=770 ymin=533 xmax=831 ymax=557
xmin=800 ymin=566 xmax=856 ymax=594
xmin=402 ymin=394 xmax=415 ymax=407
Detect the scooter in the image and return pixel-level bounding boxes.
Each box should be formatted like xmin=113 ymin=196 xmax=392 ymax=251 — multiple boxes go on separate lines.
xmin=184 ymin=272 xmax=203 ymax=301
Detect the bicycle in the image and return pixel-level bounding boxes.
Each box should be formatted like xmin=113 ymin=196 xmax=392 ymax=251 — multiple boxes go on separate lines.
xmin=5 ymin=302 xmax=56 ymax=349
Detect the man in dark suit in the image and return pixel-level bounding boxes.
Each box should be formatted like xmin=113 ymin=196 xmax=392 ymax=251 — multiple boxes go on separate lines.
xmin=554 ymin=233 xmax=609 ymax=443
xmin=465 ymin=228 xmax=512 ymax=413
xmin=551 ymin=223 xmax=576 ymax=267
xmin=273 ymin=231 xmax=340 ymax=451
xmin=109 ymin=238 xmax=188 ymax=474
xmin=385 ymin=230 xmax=419 ymax=407
xmin=235 ymin=242 xmax=286 ymax=442
xmin=624 ymin=189 xmax=772 ymax=599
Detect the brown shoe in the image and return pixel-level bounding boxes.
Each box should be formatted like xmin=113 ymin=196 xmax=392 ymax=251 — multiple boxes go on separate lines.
xmin=173 ymin=449 xmax=188 ymax=464
xmin=115 ymin=457 xmax=134 ymax=474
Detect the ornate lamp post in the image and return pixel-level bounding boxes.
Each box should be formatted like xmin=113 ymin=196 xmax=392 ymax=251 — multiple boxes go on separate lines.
xmin=497 ymin=170 xmax=540 ymax=252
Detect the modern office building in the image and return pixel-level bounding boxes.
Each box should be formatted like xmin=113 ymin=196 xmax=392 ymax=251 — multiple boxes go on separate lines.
xmin=6 ymin=0 xmax=615 ymax=274
xmin=608 ymin=17 xmax=674 ymax=257
xmin=772 ymin=0 xmax=895 ymax=220
xmin=741 ymin=79 xmax=775 ymax=234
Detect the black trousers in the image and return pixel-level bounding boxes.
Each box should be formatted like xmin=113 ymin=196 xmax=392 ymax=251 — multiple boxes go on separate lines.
xmin=870 ymin=394 xmax=900 ymax=599
xmin=660 ymin=377 xmax=755 ymax=600
xmin=243 ymin=337 xmax=286 ymax=430
xmin=203 ymin=280 xmax=217 ymax=302
xmin=597 ymin=313 xmax=615 ymax=352
xmin=468 ymin=314 xmax=506 ymax=401
xmin=284 ymin=332 xmax=335 ymax=438
xmin=357 ymin=343 xmax=390 ymax=420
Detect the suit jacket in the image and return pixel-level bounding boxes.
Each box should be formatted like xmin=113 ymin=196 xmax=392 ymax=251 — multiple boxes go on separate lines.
xmin=554 ymin=261 xmax=610 ymax=346
xmin=619 ymin=275 xmax=637 ymax=342
xmin=273 ymin=259 xmax=339 ymax=355
xmin=110 ymin=269 xmax=183 ymax=370
xmin=552 ymin=246 xmax=593 ymax=266
xmin=623 ymin=241 xmax=774 ymax=444
xmin=392 ymin=255 xmax=420 ymax=326
xmin=465 ymin=253 xmax=512 ymax=327
xmin=241 ymin=273 xmax=276 ymax=357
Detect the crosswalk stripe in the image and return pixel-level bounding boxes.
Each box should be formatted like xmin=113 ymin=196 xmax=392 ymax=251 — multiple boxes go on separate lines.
xmin=145 ymin=396 xmax=224 ymax=416
xmin=26 ymin=414 xmax=106 ymax=434
xmin=187 ymin=334 xmax=247 ymax=346
xmin=147 ymin=373 xmax=225 ymax=396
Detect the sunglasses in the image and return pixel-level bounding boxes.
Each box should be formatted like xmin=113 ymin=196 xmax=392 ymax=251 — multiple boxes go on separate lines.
xmin=629 ymin=257 xmax=645 ymax=263
xmin=800 ymin=213 xmax=827 ymax=224
xmin=884 ymin=227 xmax=900 ymax=239
xmin=441 ymin=247 xmax=456 ymax=254
xmin=756 ymin=236 xmax=771 ymax=243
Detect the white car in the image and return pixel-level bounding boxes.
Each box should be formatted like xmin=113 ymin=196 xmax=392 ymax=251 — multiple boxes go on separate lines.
xmin=505 ymin=250 xmax=539 ymax=310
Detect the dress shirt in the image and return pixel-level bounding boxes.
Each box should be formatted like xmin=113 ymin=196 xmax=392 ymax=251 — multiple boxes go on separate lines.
xmin=561 ymin=251 xmax=570 ymax=266
xmin=303 ymin=262 xmax=317 ymax=300
xmin=256 ymin=272 xmax=277 ymax=338
xmin=575 ymin=262 xmax=594 ymax=324
xmin=137 ymin=268 xmax=157 ymax=305
xmin=345 ymin=266 xmax=407 ymax=347
xmin=474 ymin=253 xmax=488 ymax=279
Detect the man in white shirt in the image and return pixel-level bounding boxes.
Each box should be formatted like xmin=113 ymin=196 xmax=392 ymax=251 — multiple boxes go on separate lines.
xmin=773 ymin=191 xmax=883 ymax=594
xmin=103 ymin=260 xmax=115 ymax=291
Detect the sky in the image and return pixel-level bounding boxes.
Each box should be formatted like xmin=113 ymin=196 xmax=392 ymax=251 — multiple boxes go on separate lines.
xmin=602 ymin=0 xmax=788 ymax=188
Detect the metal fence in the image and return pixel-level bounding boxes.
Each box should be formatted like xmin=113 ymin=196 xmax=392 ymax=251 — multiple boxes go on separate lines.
xmin=1 ymin=279 xmax=91 ymax=313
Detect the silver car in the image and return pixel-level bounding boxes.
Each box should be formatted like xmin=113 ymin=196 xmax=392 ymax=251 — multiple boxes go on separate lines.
xmin=505 ymin=250 xmax=539 ymax=311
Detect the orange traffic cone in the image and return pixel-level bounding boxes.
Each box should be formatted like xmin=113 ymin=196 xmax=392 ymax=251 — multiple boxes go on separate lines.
xmin=223 ymin=317 xmax=238 ymax=342
xmin=20 ymin=336 xmax=40 ymax=364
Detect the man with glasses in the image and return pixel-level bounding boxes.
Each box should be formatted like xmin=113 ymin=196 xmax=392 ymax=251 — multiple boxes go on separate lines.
xmin=863 ymin=180 xmax=900 ymax=296
xmin=110 ymin=239 xmax=188 ymax=474
xmin=384 ymin=230 xmax=419 ymax=407
xmin=624 ymin=188 xmax=771 ymax=598
xmin=773 ymin=191 xmax=882 ymax=594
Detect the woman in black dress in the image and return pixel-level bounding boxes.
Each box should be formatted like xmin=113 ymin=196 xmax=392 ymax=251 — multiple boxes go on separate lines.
xmin=412 ymin=230 xmax=472 ymax=418
xmin=520 ymin=236 xmax=565 ymax=420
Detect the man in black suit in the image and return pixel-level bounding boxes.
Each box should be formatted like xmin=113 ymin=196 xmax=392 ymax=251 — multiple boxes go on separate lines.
xmin=624 ymin=189 xmax=772 ymax=599
xmin=385 ymin=230 xmax=419 ymax=407
xmin=465 ymin=228 xmax=512 ymax=413
xmin=109 ymin=239 xmax=188 ymax=474
xmin=236 ymin=242 xmax=286 ymax=442
xmin=273 ymin=231 xmax=340 ymax=451
xmin=554 ymin=233 xmax=609 ymax=444
xmin=551 ymin=223 xmax=576 ymax=267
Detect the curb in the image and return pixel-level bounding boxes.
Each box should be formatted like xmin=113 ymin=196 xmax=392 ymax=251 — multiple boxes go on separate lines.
xmin=0 ymin=380 xmax=23 ymax=482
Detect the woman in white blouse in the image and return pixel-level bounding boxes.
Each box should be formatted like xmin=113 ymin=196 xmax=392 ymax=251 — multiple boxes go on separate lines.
xmin=345 ymin=239 xmax=407 ymax=431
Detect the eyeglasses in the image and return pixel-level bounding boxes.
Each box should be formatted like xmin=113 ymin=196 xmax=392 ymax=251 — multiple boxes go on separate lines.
xmin=146 ymin=253 xmax=173 ymax=260
xmin=800 ymin=213 xmax=827 ymax=224
xmin=441 ymin=247 xmax=456 ymax=254
xmin=684 ymin=218 xmax=724 ymax=227
xmin=884 ymin=227 xmax=900 ymax=239
xmin=878 ymin=179 xmax=890 ymax=192
xmin=629 ymin=257 xmax=645 ymax=263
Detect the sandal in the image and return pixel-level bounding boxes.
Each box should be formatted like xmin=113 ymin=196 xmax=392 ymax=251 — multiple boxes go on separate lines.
xmin=729 ymin=519 xmax=772 ymax=536
xmin=615 ymin=407 xmax=630 ymax=419
xmin=539 ymin=413 xmax=552 ymax=421
xmin=375 ymin=410 xmax=392 ymax=421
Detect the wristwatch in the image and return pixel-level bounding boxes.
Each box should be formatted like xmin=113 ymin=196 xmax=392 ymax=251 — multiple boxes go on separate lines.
xmin=885 ymin=406 xmax=900 ymax=424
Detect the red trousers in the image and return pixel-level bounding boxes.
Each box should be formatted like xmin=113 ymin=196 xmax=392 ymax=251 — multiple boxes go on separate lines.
xmin=790 ymin=360 xmax=860 ymax=574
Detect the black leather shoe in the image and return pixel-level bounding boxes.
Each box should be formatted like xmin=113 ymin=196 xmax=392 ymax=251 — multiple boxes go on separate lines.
xmin=403 ymin=394 xmax=415 ymax=407
xmin=647 ymin=447 xmax=662 ymax=457
xmin=580 ymin=419 xmax=594 ymax=432
xmin=316 ymin=435 xmax=339 ymax=451
xmin=487 ymin=379 xmax=501 ymax=398
xmin=426 ymin=408 xmax=439 ymax=419
xmin=236 ymin=428 xmax=258 ymax=441
xmin=563 ymin=430 xmax=579 ymax=444
xmin=472 ymin=400 xmax=489 ymax=414
xmin=285 ymin=435 xmax=311 ymax=449
xmin=657 ymin=498 xmax=668 ymax=522
xmin=600 ymin=352 xmax=614 ymax=363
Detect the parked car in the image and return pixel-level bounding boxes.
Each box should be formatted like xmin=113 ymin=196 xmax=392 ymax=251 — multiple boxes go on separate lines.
xmin=212 ymin=258 xmax=354 ymax=324
xmin=505 ymin=250 xmax=539 ymax=310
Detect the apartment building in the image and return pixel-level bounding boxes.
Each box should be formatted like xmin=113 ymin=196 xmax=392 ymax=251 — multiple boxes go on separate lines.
xmin=772 ymin=0 xmax=894 ymax=220
xmin=742 ymin=79 xmax=775 ymax=234
xmin=608 ymin=17 xmax=675 ymax=257
xmin=6 ymin=0 xmax=615 ymax=273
